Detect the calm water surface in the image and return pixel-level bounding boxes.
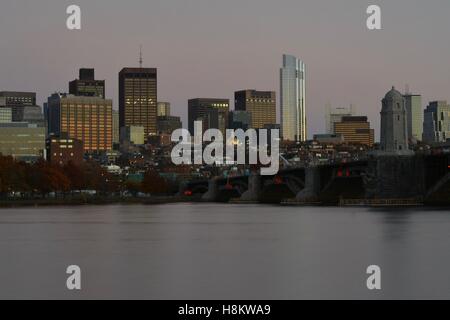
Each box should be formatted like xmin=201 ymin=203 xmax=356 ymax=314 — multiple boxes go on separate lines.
xmin=0 ymin=204 xmax=449 ymax=299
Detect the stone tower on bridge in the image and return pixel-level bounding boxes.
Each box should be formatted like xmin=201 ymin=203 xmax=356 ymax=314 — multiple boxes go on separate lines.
xmin=380 ymin=86 xmax=412 ymax=155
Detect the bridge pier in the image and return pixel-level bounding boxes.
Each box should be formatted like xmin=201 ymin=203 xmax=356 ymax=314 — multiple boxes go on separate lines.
xmin=296 ymin=166 xmax=321 ymax=202
xmin=201 ymin=178 xmax=219 ymax=202
xmin=239 ymin=173 xmax=262 ymax=202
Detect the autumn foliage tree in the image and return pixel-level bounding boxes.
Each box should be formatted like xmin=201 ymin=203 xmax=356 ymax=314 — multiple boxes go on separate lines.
xmin=141 ymin=169 xmax=169 ymax=195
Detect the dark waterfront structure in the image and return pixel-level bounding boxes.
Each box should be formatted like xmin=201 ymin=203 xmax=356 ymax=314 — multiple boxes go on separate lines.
xmin=119 ymin=68 xmax=157 ymax=138
xmin=69 ymin=68 xmax=106 ymax=98
xmin=235 ymin=90 xmax=276 ymax=129
xmin=188 ymin=98 xmax=229 ymax=135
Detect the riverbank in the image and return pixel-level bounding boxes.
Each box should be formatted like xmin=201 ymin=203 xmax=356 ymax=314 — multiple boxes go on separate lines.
xmin=0 ymin=195 xmax=195 ymax=208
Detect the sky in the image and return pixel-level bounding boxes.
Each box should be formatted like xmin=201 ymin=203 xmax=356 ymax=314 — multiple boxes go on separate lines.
xmin=1 ymin=0 xmax=450 ymax=139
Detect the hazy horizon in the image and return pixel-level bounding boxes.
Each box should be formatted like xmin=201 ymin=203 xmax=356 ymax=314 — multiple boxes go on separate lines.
xmin=1 ymin=0 xmax=450 ymax=139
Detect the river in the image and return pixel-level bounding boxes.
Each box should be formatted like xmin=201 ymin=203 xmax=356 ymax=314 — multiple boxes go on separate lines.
xmin=0 ymin=204 xmax=449 ymax=299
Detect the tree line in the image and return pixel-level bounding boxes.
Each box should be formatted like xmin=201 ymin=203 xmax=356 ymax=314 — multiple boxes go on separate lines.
xmin=0 ymin=155 xmax=172 ymax=198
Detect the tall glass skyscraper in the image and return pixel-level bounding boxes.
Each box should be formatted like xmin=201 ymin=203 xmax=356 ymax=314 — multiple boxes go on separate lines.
xmin=280 ymin=54 xmax=306 ymax=142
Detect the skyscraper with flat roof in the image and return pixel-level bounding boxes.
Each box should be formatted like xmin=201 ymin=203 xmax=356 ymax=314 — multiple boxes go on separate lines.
xmin=403 ymin=93 xmax=423 ymax=142
xmin=47 ymin=94 xmax=113 ymax=152
xmin=423 ymin=100 xmax=450 ymax=143
xmin=325 ymin=104 xmax=356 ymax=134
xmin=280 ymin=54 xmax=306 ymax=142
xmin=234 ymin=90 xmax=276 ymax=129
xmin=334 ymin=116 xmax=374 ymax=146
xmin=119 ymin=68 xmax=157 ymax=138
xmin=188 ymin=98 xmax=229 ymax=136
xmin=157 ymin=102 xmax=171 ymax=117
xmin=69 ymin=68 xmax=106 ymax=98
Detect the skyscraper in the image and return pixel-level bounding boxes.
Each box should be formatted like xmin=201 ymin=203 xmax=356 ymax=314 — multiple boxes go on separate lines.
xmin=403 ymin=93 xmax=423 ymax=142
xmin=157 ymin=102 xmax=171 ymax=117
xmin=112 ymin=110 xmax=120 ymax=145
xmin=334 ymin=116 xmax=374 ymax=146
xmin=325 ymin=104 xmax=356 ymax=134
xmin=280 ymin=54 xmax=306 ymax=142
xmin=188 ymin=98 xmax=229 ymax=136
xmin=47 ymin=94 xmax=113 ymax=152
xmin=119 ymin=68 xmax=157 ymax=138
xmin=234 ymin=90 xmax=276 ymax=129
xmin=69 ymin=68 xmax=106 ymax=98
xmin=423 ymin=101 xmax=450 ymax=143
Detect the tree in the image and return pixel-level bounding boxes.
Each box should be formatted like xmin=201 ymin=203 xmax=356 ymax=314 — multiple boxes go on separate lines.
xmin=141 ymin=169 xmax=169 ymax=195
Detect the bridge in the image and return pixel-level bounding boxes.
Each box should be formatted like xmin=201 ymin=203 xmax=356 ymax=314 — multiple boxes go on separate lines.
xmin=181 ymin=160 xmax=368 ymax=204
xmin=181 ymin=154 xmax=450 ymax=205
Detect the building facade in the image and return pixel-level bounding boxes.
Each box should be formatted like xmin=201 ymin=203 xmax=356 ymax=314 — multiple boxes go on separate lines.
xmin=325 ymin=104 xmax=356 ymax=134
xmin=188 ymin=98 xmax=229 ymax=136
xmin=119 ymin=68 xmax=157 ymax=138
xmin=112 ymin=110 xmax=120 ymax=145
xmin=0 ymin=91 xmax=38 ymax=122
xmin=69 ymin=68 xmax=106 ymax=98
xmin=423 ymin=100 xmax=450 ymax=143
xmin=0 ymin=122 xmax=45 ymax=160
xmin=120 ymin=125 xmax=145 ymax=145
xmin=403 ymin=93 xmax=423 ymax=142
xmin=229 ymin=110 xmax=252 ymax=130
xmin=47 ymin=94 xmax=113 ymax=152
xmin=157 ymin=115 xmax=182 ymax=135
xmin=280 ymin=54 xmax=306 ymax=142
xmin=334 ymin=116 xmax=374 ymax=146
xmin=0 ymin=107 xmax=12 ymax=123
xmin=380 ymin=87 xmax=409 ymax=153
xmin=234 ymin=90 xmax=276 ymax=129
xmin=46 ymin=135 xmax=84 ymax=166
xmin=157 ymin=102 xmax=171 ymax=117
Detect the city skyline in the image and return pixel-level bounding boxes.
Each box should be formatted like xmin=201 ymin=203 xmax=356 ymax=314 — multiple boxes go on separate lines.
xmin=2 ymin=1 xmax=450 ymax=140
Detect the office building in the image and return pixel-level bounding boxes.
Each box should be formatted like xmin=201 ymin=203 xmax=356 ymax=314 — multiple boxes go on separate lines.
xmin=403 ymin=93 xmax=423 ymax=142
xmin=0 ymin=122 xmax=45 ymax=160
xmin=334 ymin=116 xmax=374 ymax=146
xmin=14 ymin=105 xmax=45 ymax=127
xmin=119 ymin=68 xmax=157 ymax=138
xmin=325 ymin=104 xmax=356 ymax=134
xmin=229 ymin=110 xmax=252 ymax=130
xmin=69 ymin=68 xmax=106 ymax=98
xmin=157 ymin=115 xmax=182 ymax=135
xmin=0 ymin=91 xmax=37 ymax=122
xmin=280 ymin=54 xmax=306 ymax=142
xmin=112 ymin=110 xmax=120 ymax=145
xmin=0 ymin=107 xmax=12 ymax=123
xmin=157 ymin=102 xmax=171 ymax=117
xmin=188 ymin=98 xmax=229 ymax=136
xmin=423 ymin=101 xmax=450 ymax=143
xmin=313 ymin=133 xmax=345 ymax=145
xmin=47 ymin=94 xmax=113 ymax=152
xmin=235 ymin=90 xmax=276 ymax=129
xmin=46 ymin=134 xmax=84 ymax=166
xmin=120 ymin=125 xmax=145 ymax=145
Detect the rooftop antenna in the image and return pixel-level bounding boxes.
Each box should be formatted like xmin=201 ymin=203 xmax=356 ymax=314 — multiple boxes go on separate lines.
xmin=139 ymin=45 xmax=143 ymax=68
xmin=405 ymin=84 xmax=410 ymax=95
